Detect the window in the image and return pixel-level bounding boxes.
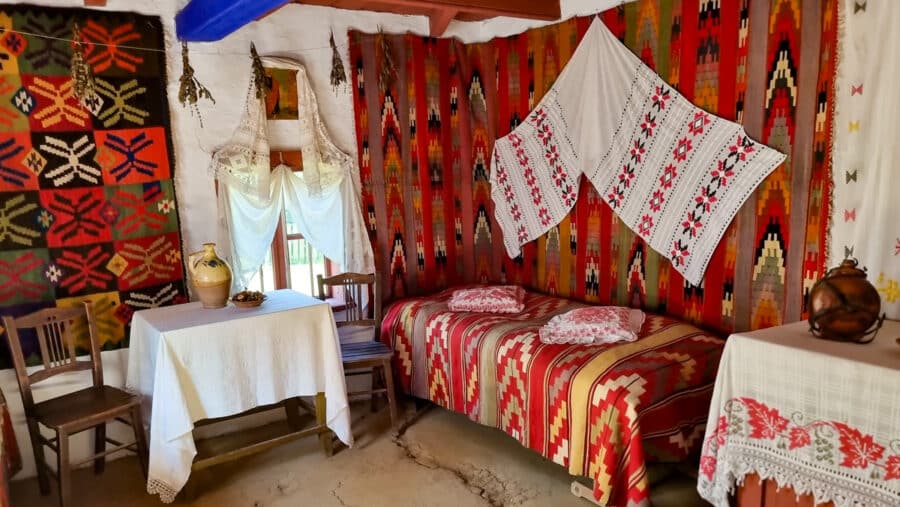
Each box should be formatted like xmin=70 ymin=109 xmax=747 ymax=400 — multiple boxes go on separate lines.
xmin=245 ymin=150 xmax=336 ymax=297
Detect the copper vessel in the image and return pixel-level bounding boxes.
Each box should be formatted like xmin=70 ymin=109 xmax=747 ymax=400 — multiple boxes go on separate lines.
xmin=808 ymin=259 xmax=885 ymax=343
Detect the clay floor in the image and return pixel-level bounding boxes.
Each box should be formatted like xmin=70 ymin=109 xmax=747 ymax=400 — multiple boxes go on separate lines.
xmin=11 ymin=401 xmax=708 ymax=507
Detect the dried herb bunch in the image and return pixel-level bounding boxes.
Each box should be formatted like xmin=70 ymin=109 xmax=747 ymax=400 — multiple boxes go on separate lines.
xmin=250 ymin=42 xmax=267 ymax=101
xmin=177 ymin=42 xmax=215 ymax=126
xmin=329 ymin=30 xmax=347 ymax=91
xmin=70 ymin=23 xmax=96 ymax=107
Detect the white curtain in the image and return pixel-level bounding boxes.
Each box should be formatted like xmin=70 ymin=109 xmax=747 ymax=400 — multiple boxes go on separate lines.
xmin=212 ymin=57 xmax=375 ymax=291
xmin=830 ymin=1 xmax=900 ymax=319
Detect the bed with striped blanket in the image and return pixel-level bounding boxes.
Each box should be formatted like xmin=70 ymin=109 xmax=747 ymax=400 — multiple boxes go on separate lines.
xmin=380 ymin=288 xmax=724 ymax=506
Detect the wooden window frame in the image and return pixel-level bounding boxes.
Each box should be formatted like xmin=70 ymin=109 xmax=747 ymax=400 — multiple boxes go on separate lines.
xmin=269 ymin=150 xmax=337 ymax=296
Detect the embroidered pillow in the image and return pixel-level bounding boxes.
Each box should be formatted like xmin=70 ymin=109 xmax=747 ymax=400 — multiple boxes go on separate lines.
xmin=448 ymin=286 xmax=525 ymax=313
xmin=539 ymin=307 xmax=645 ymax=345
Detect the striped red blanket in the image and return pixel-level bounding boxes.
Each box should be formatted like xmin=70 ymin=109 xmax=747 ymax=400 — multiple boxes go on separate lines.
xmin=380 ymin=288 xmax=724 ymax=506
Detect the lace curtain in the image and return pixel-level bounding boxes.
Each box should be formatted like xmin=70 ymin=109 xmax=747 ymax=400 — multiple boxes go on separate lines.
xmin=213 ymin=56 xmax=375 ymax=291
xmin=208 ymin=79 xmax=270 ymax=202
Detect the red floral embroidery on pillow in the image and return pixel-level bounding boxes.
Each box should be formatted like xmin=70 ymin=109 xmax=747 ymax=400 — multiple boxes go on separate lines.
xmin=448 ymin=285 xmax=524 ymax=313
xmin=539 ymin=306 xmax=644 ymax=345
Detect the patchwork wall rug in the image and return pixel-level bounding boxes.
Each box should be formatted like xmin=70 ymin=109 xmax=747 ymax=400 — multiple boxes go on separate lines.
xmin=0 ymin=5 xmax=186 ymax=368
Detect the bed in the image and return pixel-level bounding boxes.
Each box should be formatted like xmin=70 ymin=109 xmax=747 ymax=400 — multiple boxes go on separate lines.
xmin=380 ymin=287 xmax=724 ymax=506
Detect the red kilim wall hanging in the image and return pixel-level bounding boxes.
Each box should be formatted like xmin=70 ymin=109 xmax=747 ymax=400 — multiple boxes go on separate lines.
xmin=349 ymin=0 xmax=837 ymax=336
xmin=0 ymin=5 xmax=187 ymax=368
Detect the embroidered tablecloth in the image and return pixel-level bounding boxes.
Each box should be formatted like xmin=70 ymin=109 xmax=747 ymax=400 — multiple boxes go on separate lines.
xmin=697 ymin=320 xmax=900 ymax=507
xmin=126 ymin=289 xmax=352 ymax=503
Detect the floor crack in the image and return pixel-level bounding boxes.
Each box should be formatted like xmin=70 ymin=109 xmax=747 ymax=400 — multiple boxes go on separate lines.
xmin=392 ymin=434 xmax=536 ymax=507
xmin=330 ymin=479 xmax=350 ymax=507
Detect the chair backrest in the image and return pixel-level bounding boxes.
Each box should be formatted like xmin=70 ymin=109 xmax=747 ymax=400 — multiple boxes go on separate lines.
xmin=317 ymin=272 xmax=381 ymax=329
xmin=2 ymin=301 xmax=103 ymax=413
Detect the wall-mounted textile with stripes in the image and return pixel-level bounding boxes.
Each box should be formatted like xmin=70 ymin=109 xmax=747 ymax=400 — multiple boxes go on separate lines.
xmin=0 ymin=5 xmax=187 ymax=369
xmin=349 ymin=0 xmax=837 ymax=336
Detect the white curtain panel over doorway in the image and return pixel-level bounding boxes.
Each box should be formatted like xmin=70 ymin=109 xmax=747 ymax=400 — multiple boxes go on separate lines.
xmin=830 ymin=1 xmax=900 ymax=319
xmin=213 ymin=56 xmax=375 ymax=291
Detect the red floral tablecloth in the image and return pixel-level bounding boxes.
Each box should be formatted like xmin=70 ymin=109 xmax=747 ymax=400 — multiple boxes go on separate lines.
xmin=0 ymin=388 xmax=21 ymax=507
xmin=697 ymin=320 xmax=900 ymax=507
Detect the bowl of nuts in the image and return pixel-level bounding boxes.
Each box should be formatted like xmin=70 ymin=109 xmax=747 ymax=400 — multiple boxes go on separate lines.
xmin=231 ymin=290 xmax=266 ymax=308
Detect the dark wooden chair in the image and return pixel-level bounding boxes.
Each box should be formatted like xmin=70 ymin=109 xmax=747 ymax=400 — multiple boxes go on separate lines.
xmin=317 ymin=272 xmax=398 ymax=430
xmin=2 ymin=302 xmax=148 ymax=507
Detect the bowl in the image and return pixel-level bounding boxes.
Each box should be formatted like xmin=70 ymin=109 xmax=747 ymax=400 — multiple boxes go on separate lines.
xmin=231 ymin=291 xmax=266 ymax=308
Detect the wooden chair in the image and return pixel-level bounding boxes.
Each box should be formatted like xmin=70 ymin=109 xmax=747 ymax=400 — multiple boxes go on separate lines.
xmin=317 ymin=272 xmax=398 ymax=430
xmin=2 ymin=302 xmax=148 ymax=507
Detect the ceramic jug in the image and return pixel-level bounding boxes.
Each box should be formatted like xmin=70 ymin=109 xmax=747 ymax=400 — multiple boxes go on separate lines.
xmin=187 ymin=243 xmax=232 ymax=308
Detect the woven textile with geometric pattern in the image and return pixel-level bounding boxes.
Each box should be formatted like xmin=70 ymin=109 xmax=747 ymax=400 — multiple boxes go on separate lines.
xmin=350 ymin=0 xmax=837 ymax=337
xmin=0 ymin=5 xmax=187 ymax=369
xmin=381 ymin=288 xmax=724 ymax=506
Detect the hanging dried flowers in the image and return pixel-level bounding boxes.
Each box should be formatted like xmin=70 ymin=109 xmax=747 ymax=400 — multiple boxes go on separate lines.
xmin=377 ymin=28 xmax=396 ymax=92
xmin=177 ymin=42 xmax=215 ymax=127
xmin=250 ymin=42 xmax=267 ymax=101
xmin=70 ymin=23 xmax=97 ymax=108
xmin=329 ymin=30 xmax=347 ymax=92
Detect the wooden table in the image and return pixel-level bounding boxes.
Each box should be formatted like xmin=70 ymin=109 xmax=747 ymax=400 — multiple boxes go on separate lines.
xmin=697 ymin=320 xmax=900 ymax=507
xmin=126 ymin=289 xmax=352 ymax=503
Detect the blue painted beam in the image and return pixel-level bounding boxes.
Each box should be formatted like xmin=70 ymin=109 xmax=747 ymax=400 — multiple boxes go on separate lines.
xmin=176 ymin=0 xmax=292 ymax=42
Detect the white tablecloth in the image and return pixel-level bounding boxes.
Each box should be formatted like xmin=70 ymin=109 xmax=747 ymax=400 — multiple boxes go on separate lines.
xmin=126 ymin=289 xmax=352 ymax=503
xmin=697 ymin=320 xmax=900 ymax=507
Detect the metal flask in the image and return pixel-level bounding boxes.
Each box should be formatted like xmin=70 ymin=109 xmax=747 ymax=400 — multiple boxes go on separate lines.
xmin=808 ymin=258 xmax=885 ymax=344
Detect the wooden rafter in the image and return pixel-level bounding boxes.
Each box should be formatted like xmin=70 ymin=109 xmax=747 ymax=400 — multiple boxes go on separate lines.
xmin=429 ymin=8 xmax=458 ymax=37
xmin=176 ymin=0 xmax=560 ymax=42
xmin=293 ymin=0 xmax=560 ymax=36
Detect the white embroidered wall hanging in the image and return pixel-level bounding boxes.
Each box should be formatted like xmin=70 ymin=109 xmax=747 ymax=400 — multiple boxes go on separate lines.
xmin=830 ymin=1 xmax=899 ymax=319
xmin=490 ymin=18 xmax=786 ymax=286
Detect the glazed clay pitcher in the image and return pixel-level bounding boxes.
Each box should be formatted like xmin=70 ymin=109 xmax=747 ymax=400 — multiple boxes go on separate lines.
xmin=187 ymin=243 xmax=232 ymax=308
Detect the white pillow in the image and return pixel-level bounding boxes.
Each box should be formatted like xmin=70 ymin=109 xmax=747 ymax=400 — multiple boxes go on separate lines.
xmin=448 ymin=285 xmax=525 ymax=313
xmin=539 ymin=306 xmax=645 ymax=345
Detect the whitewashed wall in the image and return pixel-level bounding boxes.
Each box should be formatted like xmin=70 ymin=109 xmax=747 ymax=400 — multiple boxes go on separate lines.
xmin=3 ymin=0 xmax=622 ymax=480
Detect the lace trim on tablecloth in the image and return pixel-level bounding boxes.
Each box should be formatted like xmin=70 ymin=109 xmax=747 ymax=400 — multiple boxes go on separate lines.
xmin=148 ymin=478 xmax=179 ymax=504
xmin=699 ymin=444 xmax=898 ymax=507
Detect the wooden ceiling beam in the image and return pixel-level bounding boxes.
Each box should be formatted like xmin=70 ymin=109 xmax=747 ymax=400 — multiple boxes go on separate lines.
xmin=293 ymin=0 xmax=561 ymax=25
xmin=356 ymin=0 xmax=560 ymax=20
xmin=428 ymin=8 xmax=458 ymax=36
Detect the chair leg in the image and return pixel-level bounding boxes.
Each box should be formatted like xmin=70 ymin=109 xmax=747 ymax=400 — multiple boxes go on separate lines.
xmin=93 ymin=423 xmax=106 ymax=474
xmin=26 ymin=418 xmax=50 ymax=496
xmin=57 ymin=430 xmax=71 ymax=507
xmin=370 ymin=366 xmax=382 ymax=413
xmin=130 ymin=405 xmax=149 ymax=479
xmin=382 ymin=359 xmax=399 ymax=431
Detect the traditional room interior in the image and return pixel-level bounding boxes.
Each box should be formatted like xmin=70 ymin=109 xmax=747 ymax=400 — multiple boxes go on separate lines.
xmin=0 ymin=0 xmax=897 ymax=506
